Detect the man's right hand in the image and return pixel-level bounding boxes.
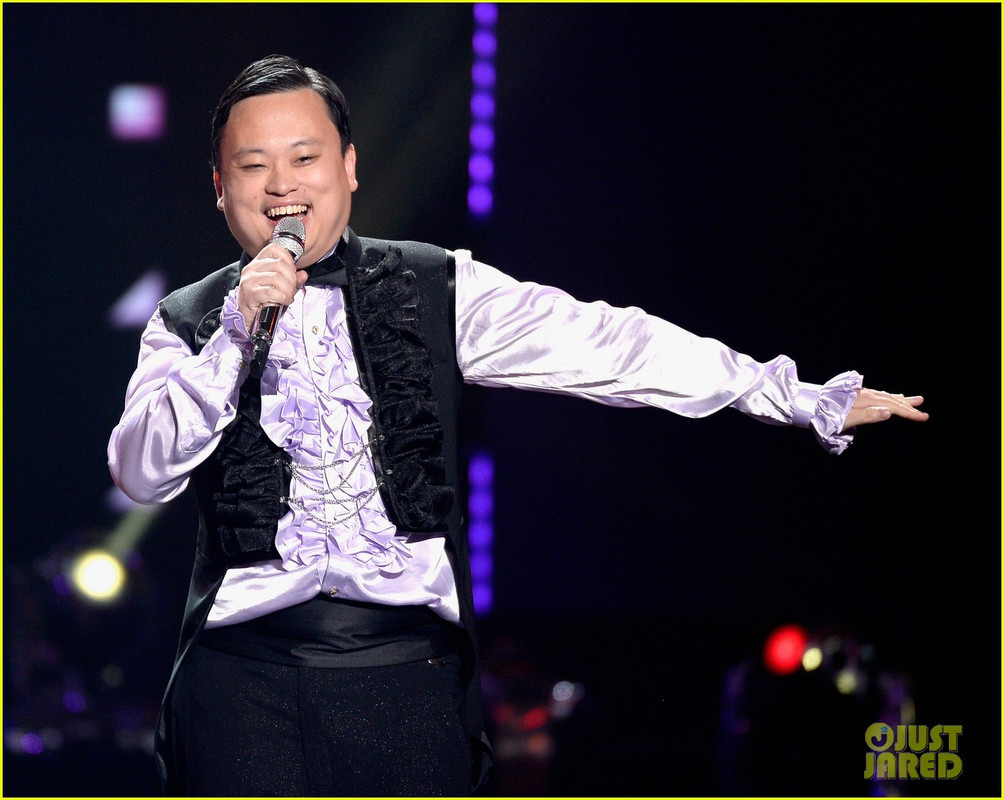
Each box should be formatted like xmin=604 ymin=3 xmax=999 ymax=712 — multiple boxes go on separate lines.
xmin=236 ymin=243 xmax=309 ymax=333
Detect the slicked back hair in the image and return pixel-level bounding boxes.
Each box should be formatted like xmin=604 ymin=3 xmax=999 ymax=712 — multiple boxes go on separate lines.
xmin=211 ymin=54 xmax=352 ymax=170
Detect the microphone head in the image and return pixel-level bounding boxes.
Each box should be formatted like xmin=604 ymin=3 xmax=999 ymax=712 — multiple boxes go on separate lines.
xmin=270 ymin=216 xmax=306 ymax=262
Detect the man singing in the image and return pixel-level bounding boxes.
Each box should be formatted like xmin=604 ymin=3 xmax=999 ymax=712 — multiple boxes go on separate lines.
xmin=108 ymin=54 xmax=927 ymax=796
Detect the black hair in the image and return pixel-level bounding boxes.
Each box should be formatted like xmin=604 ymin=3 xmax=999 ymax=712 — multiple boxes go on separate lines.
xmin=211 ymin=54 xmax=352 ymax=169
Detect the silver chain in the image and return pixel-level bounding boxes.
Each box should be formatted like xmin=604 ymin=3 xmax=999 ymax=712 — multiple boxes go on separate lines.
xmin=288 ymin=441 xmax=371 ymax=496
xmin=285 ymin=440 xmax=383 ymax=531
xmin=287 ymin=482 xmax=384 ymax=530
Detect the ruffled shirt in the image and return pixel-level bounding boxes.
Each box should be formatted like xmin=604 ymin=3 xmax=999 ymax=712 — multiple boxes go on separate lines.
xmin=107 ymin=250 xmax=861 ymax=628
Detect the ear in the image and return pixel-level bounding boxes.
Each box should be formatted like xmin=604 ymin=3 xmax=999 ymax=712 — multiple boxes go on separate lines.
xmin=213 ymin=169 xmax=224 ymax=210
xmin=343 ymin=145 xmax=359 ymax=193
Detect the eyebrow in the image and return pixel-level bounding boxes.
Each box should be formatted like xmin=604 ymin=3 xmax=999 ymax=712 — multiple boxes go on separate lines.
xmin=230 ymin=139 xmax=325 ymax=159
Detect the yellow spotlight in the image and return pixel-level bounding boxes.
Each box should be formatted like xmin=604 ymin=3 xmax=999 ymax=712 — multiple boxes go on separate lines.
xmin=59 ymin=506 xmax=164 ymax=607
xmin=835 ymin=667 xmax=858 ymax=695
xmin=802 ymin=646 xmax=823 ymax=672
xmin=68 ymin=548 xmax=126 ymax=604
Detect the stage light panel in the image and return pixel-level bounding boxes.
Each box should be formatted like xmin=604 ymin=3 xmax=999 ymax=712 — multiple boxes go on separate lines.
xmin=109 ymin=84 xmax=167 ymax=141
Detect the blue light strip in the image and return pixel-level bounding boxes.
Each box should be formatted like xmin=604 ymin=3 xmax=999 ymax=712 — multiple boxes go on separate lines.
xmin=467 ymin=449 xmax=495 ymax=615
xmin=468 ymin=3 xmax=497 ymax=220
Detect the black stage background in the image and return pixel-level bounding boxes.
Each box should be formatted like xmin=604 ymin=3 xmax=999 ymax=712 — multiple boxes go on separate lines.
xmin=3 ymin=4 xmax=1000 ymax=796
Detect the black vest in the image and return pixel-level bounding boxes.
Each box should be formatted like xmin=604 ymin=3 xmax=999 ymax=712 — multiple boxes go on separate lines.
xmin=154 ymin=229 xmax=490 ymax=791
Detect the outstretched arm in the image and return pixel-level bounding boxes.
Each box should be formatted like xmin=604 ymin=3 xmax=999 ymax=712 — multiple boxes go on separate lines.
xmin=842 ymin=389 xmax=928 ymax=431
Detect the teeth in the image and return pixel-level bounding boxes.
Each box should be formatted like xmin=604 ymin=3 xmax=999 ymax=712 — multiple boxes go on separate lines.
xmin=267 ymin=205 xmax=308 ymax=218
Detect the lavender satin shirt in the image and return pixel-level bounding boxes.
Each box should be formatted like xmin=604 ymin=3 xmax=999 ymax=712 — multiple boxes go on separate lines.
xmin=107 ymin=250 xmax=861 ymax=628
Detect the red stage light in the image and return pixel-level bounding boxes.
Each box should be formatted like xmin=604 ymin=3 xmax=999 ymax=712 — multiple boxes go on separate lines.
xmin=520 ymin=706 xmax=550 ymax=732
xmin=763 ymin=623 xmax=808 ymax=676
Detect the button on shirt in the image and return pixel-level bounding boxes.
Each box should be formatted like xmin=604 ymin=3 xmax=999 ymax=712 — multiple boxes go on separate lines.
xmin=107 ymin=250 xmax=860 ymax=629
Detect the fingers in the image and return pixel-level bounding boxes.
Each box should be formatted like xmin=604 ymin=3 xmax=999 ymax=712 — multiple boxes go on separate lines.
xmin=237 ymin=245 xmax=302 ymax=330
xmin=253 ymin=245 xmax=301 ymax=299
xmin=869 ymin=391 xmax=928 ymax=421
xmin=900 ymin=395 xmax=928 ymax=418
xmin=864 ymin=406 xmax=893 ymax=424
xmin=843 ymin=388 xmax=929 ymax=430
xmin=246 ymin=269 xmax=298 ymax=307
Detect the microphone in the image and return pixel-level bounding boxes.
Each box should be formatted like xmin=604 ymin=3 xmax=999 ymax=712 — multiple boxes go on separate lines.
xmin=251 ymin=216 xmax=306 ymax=374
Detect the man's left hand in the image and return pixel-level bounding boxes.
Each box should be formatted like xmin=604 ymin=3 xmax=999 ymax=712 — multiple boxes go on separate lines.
xmin=842 ymin=388 xmax=929 ymax=430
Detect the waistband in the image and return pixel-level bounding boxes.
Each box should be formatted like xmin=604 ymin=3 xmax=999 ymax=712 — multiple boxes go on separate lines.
xmin=198 ymin=595 xmax=465 ymax=668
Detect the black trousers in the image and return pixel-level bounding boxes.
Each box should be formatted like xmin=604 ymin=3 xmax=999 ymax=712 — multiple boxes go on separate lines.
xmin=168 ymin=642 xmax=474 ymax=796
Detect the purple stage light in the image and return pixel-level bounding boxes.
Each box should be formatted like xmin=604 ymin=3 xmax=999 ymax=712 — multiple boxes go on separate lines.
xmin=19 ymin=733 xmax=44 ymax=756
xmin=472 ymin=30 xmax=497 ymax=59
xmin=469 ymin=452 xmax=495 ymax=484
xmin=474 ymin=2 xmax=498 ymax=26
xmin=470 ymin=123 xmax=495 ymax=151
xmin=469 ymin=4 xmax=497 ymax=222
xmin=469 ymin=153 xmax=494 ymax=183
xmin=109 ymin=84 xmax=167 ymax=141
xmin=467 ymin=449 xmax=495 ymax=615
xmin=472 ymin=61 xmax=496 ymax=89
xmin=467 ymin=185 xmax=493 ymax=217
xmin=468 ymin=489 xmax=494 ymax=518
xmin=473 ymin=584 xmax=494 ymax=616
xmin=108 ymin=269 xmax=168 ymax=329
xmin=468 ymin=521 xmax=494 ymax=549
xmin=470 ymin=92 xmax=496 ymax=121
xmin=470 ymin=552 xmax=493 ymax=581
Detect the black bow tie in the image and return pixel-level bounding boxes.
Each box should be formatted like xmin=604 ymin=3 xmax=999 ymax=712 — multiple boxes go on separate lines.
xmin=303 ymin=253 xmax=347 ymax=287
xmin=303 ymin=233 xmax=351 ymax=286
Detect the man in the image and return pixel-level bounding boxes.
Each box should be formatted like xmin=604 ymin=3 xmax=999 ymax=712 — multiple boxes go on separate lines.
xmin=107 ymin=54 xmax=927 ymax=796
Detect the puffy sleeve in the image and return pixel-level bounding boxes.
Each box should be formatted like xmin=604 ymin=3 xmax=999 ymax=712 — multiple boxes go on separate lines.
xmin=107 ymin=295 xmax=253 ymax=503
xmin=453 ymin=251 xmax=860 ymax=454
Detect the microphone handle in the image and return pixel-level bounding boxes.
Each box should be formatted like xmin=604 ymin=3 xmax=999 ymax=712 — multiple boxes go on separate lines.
xmin=250 ymin=304 xmax=282 ymax=377
xmin=248 ymin=218 xmax=305 ymax=377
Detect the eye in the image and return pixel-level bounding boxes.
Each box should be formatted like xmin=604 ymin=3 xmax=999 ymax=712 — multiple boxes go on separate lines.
xmin=296 ymin=154 xmax=318 ymax=164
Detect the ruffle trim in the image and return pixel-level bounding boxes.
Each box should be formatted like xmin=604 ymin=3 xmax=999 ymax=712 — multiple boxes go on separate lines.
xmin=347 ymin=247 xmax=454 ymax=531
xmin=221 ymin=289 xmax=254 ymax=358
xmin=206 ymin=377 xmax=289 ymax=561
xmin=810 ymin=369 xmax=863 ymax=455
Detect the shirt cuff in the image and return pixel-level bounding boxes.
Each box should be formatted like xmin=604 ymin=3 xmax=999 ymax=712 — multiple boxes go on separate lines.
xmin=222 ymin=288 xmax=254 ymax=359
xmin=806 ymin=370 xmax=863 ymax=455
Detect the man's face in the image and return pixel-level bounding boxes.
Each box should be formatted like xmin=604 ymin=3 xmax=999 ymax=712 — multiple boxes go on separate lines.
xmin=214 ymin=88 xmax=358 ymax=268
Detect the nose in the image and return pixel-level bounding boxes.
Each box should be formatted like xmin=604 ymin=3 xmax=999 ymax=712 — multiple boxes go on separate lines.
xmin=265 ymin=163 xmax=298 ymax=196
